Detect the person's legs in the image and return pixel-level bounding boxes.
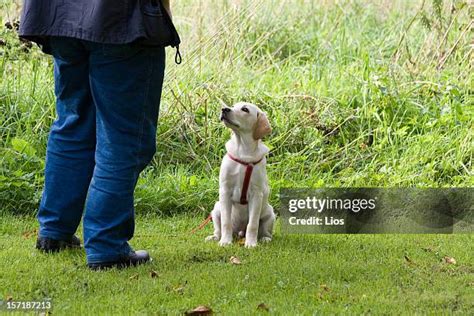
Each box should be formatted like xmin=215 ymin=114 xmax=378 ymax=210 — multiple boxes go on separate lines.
xmin=83 ymin=42 xmax=165 ymax=263
xmin=38 ymin=37 xmax=96 ymax=242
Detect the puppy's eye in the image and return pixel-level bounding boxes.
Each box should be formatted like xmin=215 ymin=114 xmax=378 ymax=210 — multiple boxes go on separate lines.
xmin=241 ymin=107 xmax=249 ymax=113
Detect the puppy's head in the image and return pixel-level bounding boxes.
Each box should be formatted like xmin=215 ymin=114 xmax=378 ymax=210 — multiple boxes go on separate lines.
xmin=220 ymin=102 xmax=272 ymax=140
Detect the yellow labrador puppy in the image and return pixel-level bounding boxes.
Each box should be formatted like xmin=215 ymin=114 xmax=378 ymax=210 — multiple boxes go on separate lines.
xmin=206 ymin=102 xmax=275 ymax=248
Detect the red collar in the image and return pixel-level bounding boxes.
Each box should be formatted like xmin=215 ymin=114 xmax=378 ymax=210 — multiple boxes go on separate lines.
xmin=227 ymin=153 xmax=264 ymax=205
xmin=227 ymin=153 xmax=263 ymax=166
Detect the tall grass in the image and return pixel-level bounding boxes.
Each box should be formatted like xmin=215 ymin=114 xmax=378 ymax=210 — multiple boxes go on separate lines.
xmin=0 ymin=0 xmax=472 ymax=216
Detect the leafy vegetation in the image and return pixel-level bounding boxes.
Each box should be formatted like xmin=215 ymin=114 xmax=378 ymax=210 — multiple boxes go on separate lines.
xmin=1 ymin=0 xmax=472 ymax=216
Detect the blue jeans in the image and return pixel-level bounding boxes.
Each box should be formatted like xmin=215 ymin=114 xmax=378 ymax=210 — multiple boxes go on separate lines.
xmin=39 ymin=37 xmax=165 ymax=263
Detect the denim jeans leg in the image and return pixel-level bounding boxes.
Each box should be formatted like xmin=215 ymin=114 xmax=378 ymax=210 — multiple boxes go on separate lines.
xmin=38 ymin=37 xmax=96 ymax=240
xmin=84 ymin=43 xmax=165 ymax=263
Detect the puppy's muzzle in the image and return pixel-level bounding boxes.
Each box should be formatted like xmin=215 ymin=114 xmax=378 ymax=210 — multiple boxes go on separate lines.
xmin=220 ymin=107 xmax=239 ymax=127
xmin=220 ymin=107 xmax=231 ymax=121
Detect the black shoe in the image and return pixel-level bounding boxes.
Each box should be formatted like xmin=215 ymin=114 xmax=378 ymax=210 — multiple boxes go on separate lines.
xmin=36 ymin=235 xmax=81 ymax=253
xmin=87 ymin=250 xmax=151 ymax=270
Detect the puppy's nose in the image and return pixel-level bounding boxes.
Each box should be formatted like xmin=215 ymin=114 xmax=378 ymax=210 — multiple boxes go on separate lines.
xmin=222 ymin=108 xmax=231 ymax=113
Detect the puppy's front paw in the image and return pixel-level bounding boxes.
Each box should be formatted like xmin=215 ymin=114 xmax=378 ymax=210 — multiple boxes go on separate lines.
xmin=244 ymin=239 xmax=257 ymax=248
xmin=205 ymin=235 xmax=219 ymax=242
xmin=218 ymin=237 xmax=232 ymax=247
xmin=260 ymin=237 xmax=272 ymax=243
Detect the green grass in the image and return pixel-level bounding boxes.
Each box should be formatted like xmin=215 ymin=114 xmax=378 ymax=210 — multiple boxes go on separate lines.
xmin=1 ymin=214 xmax=473 ymax=314
xmin=1 ymin=0 xmax=472 ymax=215
xmin=0 ymin=0 xmax=473 ymax=314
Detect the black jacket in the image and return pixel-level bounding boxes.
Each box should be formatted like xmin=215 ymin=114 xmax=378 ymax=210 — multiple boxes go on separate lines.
xmin=19 ymin=0 xmax=169 ymax=53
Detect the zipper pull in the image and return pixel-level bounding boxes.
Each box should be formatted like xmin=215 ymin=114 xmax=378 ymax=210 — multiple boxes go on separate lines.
xmin=174 ymin=45 xmax=182 ymax=64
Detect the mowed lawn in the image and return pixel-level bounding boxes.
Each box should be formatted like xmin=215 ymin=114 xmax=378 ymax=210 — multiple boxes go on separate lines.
xmin=1 ymin=214 xmax=473 ymax=314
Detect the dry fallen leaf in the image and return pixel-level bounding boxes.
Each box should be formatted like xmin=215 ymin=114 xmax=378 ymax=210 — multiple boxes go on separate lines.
xmin=404 ymin=255 xmax=414 ymax=264
xmin=6 ymin=295 xmax=13 ymax=301
xmin=444 ymin=256 xmax=456 ymax=265
xmin=185 ymin=305 xmax=213 ymax=315
xmin=129 ymin=274 xmax=139 ymax=280
xmin=257 ymin=303 xmax=270 ymax=312
xmin=320 ymin=284 xmax=331 ymax=292
xmin=422 ymin=246 xmax=435 ymax=252
xmin=150 ymin=270 xmax=159 ymax=278
xmin=22 ymin=229 xmax=38 ymax=239
xmin=237 ymin=238 xmax=245 ymax=246
xmin=230 ymin=256 xmax=242 ymax=265
xmin=174 ymin=287 xmax=185 ymax=295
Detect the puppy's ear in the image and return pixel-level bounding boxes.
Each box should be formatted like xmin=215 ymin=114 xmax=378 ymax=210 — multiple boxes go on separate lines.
xmin=253 ymin=112 xmax=272 ymax=140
